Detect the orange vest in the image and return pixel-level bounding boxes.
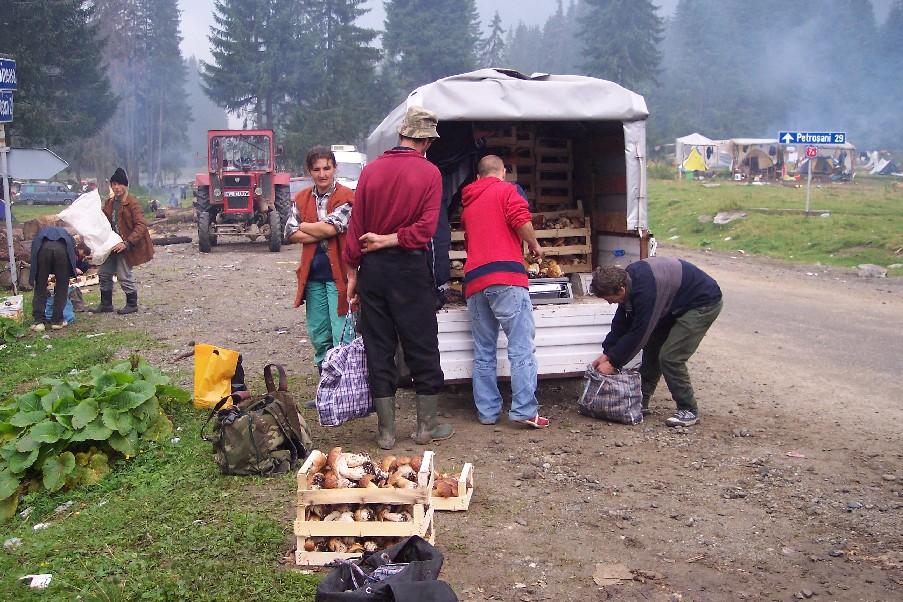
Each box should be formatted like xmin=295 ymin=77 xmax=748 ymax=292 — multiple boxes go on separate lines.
xmin=293 ymin=183 xmax=355 ymax=316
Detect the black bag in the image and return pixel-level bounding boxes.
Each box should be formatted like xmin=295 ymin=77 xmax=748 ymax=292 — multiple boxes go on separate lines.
xmin=201 ymin=364 xmax=313 ymax=475
xmin=316 ymin=536 xmax=458 ymax=602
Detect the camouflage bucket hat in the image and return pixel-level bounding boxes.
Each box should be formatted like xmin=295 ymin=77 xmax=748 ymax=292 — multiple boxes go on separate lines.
xmin=397 ymin=106 xmax=440 ymax=139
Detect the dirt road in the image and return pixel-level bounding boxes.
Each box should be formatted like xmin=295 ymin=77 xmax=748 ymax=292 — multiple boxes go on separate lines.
xmin=116 ymin=224 xmax=903 ymax=602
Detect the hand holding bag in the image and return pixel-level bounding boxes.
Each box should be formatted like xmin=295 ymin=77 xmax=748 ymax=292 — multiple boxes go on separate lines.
xmin=576 ymin=365 xmax=643 ymax=425
xmin=316 ymin=315 xmax=373 ymax=427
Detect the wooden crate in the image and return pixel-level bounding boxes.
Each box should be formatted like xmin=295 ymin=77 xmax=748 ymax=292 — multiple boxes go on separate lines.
xmin=294 ymin=451 xmax=436 ymax=566
xmin=486 ymin=125 xmax=535 ymax=148
xmin=432 ymin=463 xmax=474 ymax=512
xmin=531 ymin=205 xmax=592 ymax=274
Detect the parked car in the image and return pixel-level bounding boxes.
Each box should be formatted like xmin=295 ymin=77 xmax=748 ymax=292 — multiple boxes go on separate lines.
xmin=15 ymin=181 xmax=76 ymax=205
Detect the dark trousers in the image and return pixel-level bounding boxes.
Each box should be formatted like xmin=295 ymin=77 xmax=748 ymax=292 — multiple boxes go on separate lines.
xmin=640 ymin=299 xmax=723 ymax=413
xmin=32 ymin=240 xmax=71 ymax=324
xmin=358 ymin=250 xmax=444 ymax=398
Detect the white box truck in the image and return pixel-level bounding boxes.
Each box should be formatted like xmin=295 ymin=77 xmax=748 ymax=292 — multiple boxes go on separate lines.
xmin=366 ymin=69 xmax=651 ymax=382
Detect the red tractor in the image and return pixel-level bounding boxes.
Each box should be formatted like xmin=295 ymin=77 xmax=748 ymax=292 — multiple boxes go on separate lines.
xmin=194 ymin=129 xmax=292 ymax=252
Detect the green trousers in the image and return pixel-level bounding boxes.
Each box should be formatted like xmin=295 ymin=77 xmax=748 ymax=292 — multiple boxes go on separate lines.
xmin=304 ymin=281 xmax=353 ymax=366
xmin=640 ymin=298 xmax=723 ymax=413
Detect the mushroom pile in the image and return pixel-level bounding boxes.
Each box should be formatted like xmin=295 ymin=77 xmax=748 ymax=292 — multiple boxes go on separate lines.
xmin=532 ymin=215 xmax=586 ymax=230
xmin=304 ymin=448 xmax=424 ymax=490
xmin=302 ymin=535 xmax=404 ymax=554
xmin=432 ymin=470 xmax=473 ymax=498
xmin=527 ymin=258 xmax=563 ymax=278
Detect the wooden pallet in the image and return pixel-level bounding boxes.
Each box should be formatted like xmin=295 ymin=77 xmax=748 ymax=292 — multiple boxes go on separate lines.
xmin=486 ymin=125 xmax=535 ymax=149
xmin=432 ymin=463 xmax=474 ymax=512
xmin=294 ymin=451 xmax=435 ymax=566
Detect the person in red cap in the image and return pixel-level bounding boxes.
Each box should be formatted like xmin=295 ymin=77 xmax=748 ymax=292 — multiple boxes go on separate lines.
xmin=91 ymin=167 xmax=154 ymax=314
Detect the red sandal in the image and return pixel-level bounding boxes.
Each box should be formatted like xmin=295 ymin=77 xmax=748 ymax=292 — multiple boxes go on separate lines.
xmin=517 ymin=414 xmax=550 ymax=429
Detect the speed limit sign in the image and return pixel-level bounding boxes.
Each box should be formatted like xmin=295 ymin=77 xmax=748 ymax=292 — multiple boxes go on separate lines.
xmin=805 ymin=146 xmax=818 ymax=158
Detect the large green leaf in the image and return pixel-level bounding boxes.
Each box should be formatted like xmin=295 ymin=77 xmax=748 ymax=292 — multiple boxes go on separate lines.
xmin=40 ymin=382 xmax=75 ymax=413
xmin=157 ymin=384 xmax=190 ymax=403
xmin=15 ymin=391 xmax=44 ymax=413
xmin=101 ymin=407 xmax=121 ymax=431
xmin=8 ymin=448 xmax=39 ymax=472
xmin=41 ymin=451 xmax=76 ymax=492
xmin=68 ymin=417 xmax=113 ymax=443
xmin=108 ymin=430 xmax=139 ymax=457
xmin=0 ymin=493 xmax=18 ymax=521
xmin=141 ymin=414 xmax=173 ymax=442
xmin=71 ymin=399 xmax=100 ymax=430
xmin=133 ymin=398 xmax=161 ymax=432
xmin=137 ymin=364 xmax=170 ymax=387
xmin=0 ymin=470 xmax=19 ymax=499
xmin=15 ymin=434 xmax=40 ymax=453
xmin=29 ymin=420 xmax=69 ymax=444
xmin=9 ymin=410 xmax=47 ymax=428
xmin=107 ymin=381 xmax=157 ymax=412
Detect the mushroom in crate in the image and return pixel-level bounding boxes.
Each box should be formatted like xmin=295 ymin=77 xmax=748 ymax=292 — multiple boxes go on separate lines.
xmin=431 ymin=463 xmax=475 ymax=511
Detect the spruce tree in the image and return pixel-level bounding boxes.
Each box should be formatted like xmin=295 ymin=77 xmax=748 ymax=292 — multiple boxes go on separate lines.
xmin=479 ymin=11 xmax=507 ymax=68
xmin=203 ymin=0 xmax=301 ymax=129
xmin=280 ymin=0 xmax=381 ymax=165
xmin=2 ymin=0 xmax=116 ymax=147
xmin=578 ymin=0 xmax=663 ymax=90
xmin=383 ymin=0 xmax=481 ymax=94
xmin=505 ymin=22 xmax=545 ymax=75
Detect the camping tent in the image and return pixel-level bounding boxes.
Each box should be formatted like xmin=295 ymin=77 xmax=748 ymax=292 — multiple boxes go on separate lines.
xmin=729 ymin=138 xmax=782 ymax=179
xmin=682 ymin=147 xmax=707 ymax=172
xmin=675 ymin=132 xmax=716 ymax=169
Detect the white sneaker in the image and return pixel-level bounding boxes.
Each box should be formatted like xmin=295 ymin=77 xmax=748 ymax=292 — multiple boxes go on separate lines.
xmin=50 ymin=321 xmax=68 ymax=330
xmin=30 ymin=323 xmax=46 ymax=332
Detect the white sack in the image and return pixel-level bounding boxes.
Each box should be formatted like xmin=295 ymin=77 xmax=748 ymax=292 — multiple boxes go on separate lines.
xmin=58 ymin=190 xmax=123 ymax=265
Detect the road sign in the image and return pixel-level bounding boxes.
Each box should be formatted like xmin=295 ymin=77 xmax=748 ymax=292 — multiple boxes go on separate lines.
xmin=779 ymin=131 xmax=846 ymax=145
xmin=806 ymin=146 xmax=818 ymax=158
xmin=0 ymin=91 xmax=11 ymax=124
xmin=0 ymin=58 xmax=15 ymax=92
xmin=6 ymin=148 xmax=69 ymax=179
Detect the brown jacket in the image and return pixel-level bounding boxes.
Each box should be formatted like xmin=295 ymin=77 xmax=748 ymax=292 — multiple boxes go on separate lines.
xmin=293 ymin=184 xmax=354 ymax=316
xmin=102 ymin=192 xmax=154 ymax=267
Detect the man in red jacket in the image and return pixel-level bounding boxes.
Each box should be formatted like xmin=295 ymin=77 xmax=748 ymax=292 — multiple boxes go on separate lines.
xmin=344 ymin=106 xmax=454 ymax=450
xmin=461 ymin=155 xmax=550 ymax=429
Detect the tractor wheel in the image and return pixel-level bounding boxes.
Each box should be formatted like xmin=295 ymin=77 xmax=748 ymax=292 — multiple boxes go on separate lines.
xmin=268 ymin=210 xmax=281 ymax=252
xmin=275 ymin=184 xmax=292 ymax=236
xmin=198 ymin=210 xmax=213 ymax=253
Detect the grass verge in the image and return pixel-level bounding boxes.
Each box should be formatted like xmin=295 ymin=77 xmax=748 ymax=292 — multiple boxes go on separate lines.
xmin=648 ymin=177 xmax=903 ymax=275
xmin=0 ymin=301 xmax=317 ymax=601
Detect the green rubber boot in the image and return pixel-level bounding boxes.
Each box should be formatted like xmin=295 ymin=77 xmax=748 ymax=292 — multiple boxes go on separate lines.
xmin=373 ymin=397 xmax=396 ymax=450
xmin=413 ymin=394 xmax=454 ymax=445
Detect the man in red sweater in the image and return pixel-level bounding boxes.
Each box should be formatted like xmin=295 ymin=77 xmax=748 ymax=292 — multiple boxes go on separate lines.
xmin=461 ymin=155 xmax=550 ymax=429
xmin=344 ymin=106 xmax=454 ymax=449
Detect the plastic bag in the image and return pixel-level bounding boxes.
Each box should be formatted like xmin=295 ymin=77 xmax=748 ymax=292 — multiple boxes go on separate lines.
xmin=58 ymin=190 xmax=123 ymax=265
xmin=316 ymin=315 xmax=373 ymax=427
xmin=193 ymin=343 xmax=241 ymax=409
xmin=576 ymin=366 xmax=643 ymax=425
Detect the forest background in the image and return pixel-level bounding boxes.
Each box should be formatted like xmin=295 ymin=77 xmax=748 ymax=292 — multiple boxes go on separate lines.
xmin=3 ymin=0 xmax=902 ymax=187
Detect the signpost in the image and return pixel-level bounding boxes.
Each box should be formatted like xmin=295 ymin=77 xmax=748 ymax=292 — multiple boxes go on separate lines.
xmin=779 ymin=130 xmax=847 ymax=217
xmin=1 ymin=57 xmax=17 ymax=293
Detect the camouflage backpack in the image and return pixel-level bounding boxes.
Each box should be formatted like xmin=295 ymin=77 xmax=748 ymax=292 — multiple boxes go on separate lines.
xmin=202 ymin=364 xmax=313 ymax=476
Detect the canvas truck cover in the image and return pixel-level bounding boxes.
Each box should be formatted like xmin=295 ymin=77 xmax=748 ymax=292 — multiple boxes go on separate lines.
xmin=366 ymin=69 xmax=651 ymax=229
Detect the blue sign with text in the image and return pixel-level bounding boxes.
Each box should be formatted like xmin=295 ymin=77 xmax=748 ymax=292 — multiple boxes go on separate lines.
xmin=0 ymin=58 xmax=16 ymax=92
xmin=0 ymin=91 xmax=12 ymax=123
xmin=778 ymin=131 xmax=846 ymax=145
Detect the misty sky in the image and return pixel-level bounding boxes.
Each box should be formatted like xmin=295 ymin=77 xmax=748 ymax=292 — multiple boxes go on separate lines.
xmin=178 ymin=0 xmax=675 ymax=63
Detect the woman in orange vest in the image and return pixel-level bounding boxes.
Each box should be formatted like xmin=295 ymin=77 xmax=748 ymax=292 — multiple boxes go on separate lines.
xmin=286 ymin=146 xmax=355 ymax=374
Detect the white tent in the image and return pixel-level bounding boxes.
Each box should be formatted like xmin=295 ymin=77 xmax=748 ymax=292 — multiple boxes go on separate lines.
xmin=366 ymin=68 xmax=649 ymax=229
xmin=675 ymin=133 xmax=715 ymax=169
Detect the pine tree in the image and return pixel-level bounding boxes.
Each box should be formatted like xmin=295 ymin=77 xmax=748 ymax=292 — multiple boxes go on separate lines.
xmin=280 ymin=0 xmax=381 ymax=166
xmin=2 ymin=1 xmax=116 ymax=147
xmin=578 ymin=0 xmax=663 ymax=90
xmin=479 ymin=11 xmax=507 ymax=68
xmin=383 ymin=0 xmax=481 ymax=94
xmin=202 ymin=0 xmax=302 ymax=130
xmin=505 ymin=21 xmax=544 ymax=75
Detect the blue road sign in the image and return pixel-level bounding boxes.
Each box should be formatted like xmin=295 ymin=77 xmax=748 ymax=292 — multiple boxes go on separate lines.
xmin=0 ymin=58 xmax=16 ymax=92
xmin=0 ymin=91 xmax=12 ymax=123
xmin=778 ymin=131 xmax=846 ymax=145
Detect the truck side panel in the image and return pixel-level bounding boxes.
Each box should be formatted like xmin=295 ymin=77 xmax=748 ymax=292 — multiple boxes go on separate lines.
xmin=437 ymin=300 xmax=638 ymax=383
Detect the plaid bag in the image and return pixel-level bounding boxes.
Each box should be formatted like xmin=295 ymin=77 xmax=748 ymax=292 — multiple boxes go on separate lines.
xmin=316 ymin=315 xmax=373 ymax=427
xmin=576 ymin=365 xmax=643 ymax=425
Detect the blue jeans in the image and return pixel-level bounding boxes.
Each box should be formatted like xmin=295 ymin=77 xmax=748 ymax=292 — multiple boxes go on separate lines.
xmin=467 ymin=285 xmax=539 ymax=423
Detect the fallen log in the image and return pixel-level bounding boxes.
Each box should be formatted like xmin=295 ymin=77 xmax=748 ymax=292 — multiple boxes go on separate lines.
xmin=152 ymin=235 xmax=193 ymax=246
